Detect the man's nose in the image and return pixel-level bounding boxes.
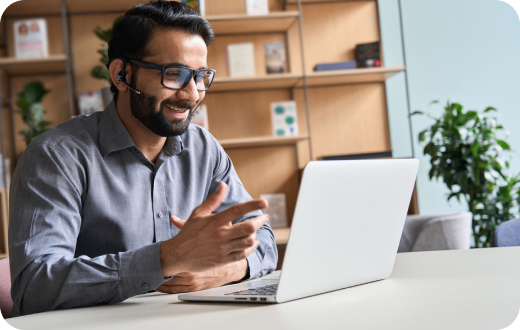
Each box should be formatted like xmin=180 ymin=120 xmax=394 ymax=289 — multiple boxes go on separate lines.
xmin=177 ymin=77 xmax=200 ymax=103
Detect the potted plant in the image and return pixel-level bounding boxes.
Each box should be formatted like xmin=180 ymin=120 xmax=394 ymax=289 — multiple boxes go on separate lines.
xmin=17 ymin=82 xmax=52 ymax=146
xmin=413 ymin=101 xmax=520 ymax=248
xmin=92 ymin=16 xmax=123 ymax=107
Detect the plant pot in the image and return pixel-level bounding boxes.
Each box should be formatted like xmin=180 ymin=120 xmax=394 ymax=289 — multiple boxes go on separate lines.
xmin=101 ymin=86 xmax=113 ymax=108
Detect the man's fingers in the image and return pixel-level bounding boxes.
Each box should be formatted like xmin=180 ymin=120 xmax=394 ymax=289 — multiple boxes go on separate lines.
xmin=226 ymin=214 xmax=269 ymax=240
xmin=156 ymin=284 xmax=193 ymax=294
xmin=226 ymin=240 xmax=260 ymax=263
xmin=170 ymin=216 xmax=187 ymax=229
xmin=225 ymin=233 xmax=257 ymax=252
xmin=192 ymin=182 xmax=228 ymax=217
xmin=211 ymin=199 xmax=268 ymax=226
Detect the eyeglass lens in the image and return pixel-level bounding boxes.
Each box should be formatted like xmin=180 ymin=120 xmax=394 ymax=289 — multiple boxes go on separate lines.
xmin=164 ymin=67 xmax=215 ymax=91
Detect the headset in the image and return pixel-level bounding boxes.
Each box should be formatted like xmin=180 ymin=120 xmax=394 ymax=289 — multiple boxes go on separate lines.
xmin=115 ymin=57 xmax=141 ymax=94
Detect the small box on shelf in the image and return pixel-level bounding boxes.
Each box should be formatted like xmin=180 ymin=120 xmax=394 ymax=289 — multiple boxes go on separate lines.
xmin=226 ymin=42 xmax=255 ymax=77
xmin=260 ymin=193 xmax=288 ymax=229
xmin=265 ymin=42 xmax=286 ymax=74
xmin=246 ymin=0 xmax=269 ymax=16
xmin=191 ymin=104 xmax=209 ymax=131
xmin=270 ymin=101 xmax=298 ymax=137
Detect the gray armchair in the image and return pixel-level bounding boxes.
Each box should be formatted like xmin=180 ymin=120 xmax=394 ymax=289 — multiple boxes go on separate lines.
xmin=398 ymin=212 xmax=472 ymax=252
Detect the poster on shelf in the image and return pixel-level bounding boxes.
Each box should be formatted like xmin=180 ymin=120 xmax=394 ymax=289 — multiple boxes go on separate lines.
xmin=227 ymin=43 xmax=255 ymax=77
xmin=13 ymin=18 xmax=49 ymax=59
xmin=181 ymin=0 xmax=205 ymax=16
xmin=246 ymin=0 xmax=269 ymax=15
xmin=78 ymin=91 xmax=103 ymax=116
xmin=191 ymin=104 xmax=209 ymax=131
xmin=260 ymin=193 xmax=288 ymax=229
xmin=265 ymin=42 xmax=286 ymax=74
xmin=270 ymin=100 xmax=299 ymax=137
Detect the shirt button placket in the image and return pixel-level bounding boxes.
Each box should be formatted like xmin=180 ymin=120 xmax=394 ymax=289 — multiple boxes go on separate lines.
xmin=158 ymin=212 xmax=163 ymax=218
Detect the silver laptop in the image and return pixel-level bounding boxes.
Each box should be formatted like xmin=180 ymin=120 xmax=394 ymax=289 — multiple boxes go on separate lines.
xmin=179 ymin=159 xmax=419 ymax=304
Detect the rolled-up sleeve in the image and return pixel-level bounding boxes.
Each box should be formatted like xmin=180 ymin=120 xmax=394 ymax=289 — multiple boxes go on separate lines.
xmin=8 ymin=143 xmax=166 ymax=317
xmin=210 ymin=142 xmax=278 ymax=280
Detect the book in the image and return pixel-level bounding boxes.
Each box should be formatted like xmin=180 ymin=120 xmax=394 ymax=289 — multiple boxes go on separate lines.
xmin=356 ymin=41 xmax=381 ymax=68
xmin=265 ymin=42 xmax=286 ymax=74
xmin=191 ymin=104 xmax=209 ymax=131
xmin=227 ymin=43 xmax=255 ymax=77
xmin=270 ymin=101 xmax=299 ymax=137
xmin=314 ymin=60 xmax=357 ymax=71
xmin=13 ymin=18 xmax=49 ymax=59
xmin=246 ymin=0 xmax=269 ymax=15
xmin=78 ymin=91 xmax=103 ymax=116
xmin=259 ymin=193 xmax=288 ymax=229
xmin=181 ymin=0 xmax=205 ymax=16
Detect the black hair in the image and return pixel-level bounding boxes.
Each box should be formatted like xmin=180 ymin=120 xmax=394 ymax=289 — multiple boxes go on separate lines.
xmin=107 ymin=0 xmax=214 ymax=99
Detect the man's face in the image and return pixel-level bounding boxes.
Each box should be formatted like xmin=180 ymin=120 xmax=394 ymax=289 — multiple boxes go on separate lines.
xmin=129 ymin=28 xmax=208 ymax=137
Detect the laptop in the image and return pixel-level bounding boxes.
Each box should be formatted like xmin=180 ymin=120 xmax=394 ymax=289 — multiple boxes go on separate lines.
xmin=179 ymin=159 xmax=419 ymax=304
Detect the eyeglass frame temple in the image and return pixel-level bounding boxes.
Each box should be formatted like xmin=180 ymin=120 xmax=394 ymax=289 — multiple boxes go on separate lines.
xmin=126 ymin=58 xmax=216 ymax=91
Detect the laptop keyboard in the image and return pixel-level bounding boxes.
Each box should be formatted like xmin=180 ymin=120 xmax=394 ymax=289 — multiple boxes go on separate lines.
xmin=225 ymin=283 xmax=278 ymax=296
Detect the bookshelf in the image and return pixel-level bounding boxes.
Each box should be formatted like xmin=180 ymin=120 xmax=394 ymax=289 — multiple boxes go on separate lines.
xmin=0 ymin=0 xmax=412 ymax=263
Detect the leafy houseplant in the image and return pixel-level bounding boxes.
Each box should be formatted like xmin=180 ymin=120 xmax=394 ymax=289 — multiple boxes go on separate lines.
xmin=17 ymin=82 xmax=52 ymax=146
xmin=91 ymin=16 xmax=124 ymax=83
xmin=413 ymin=101 xmax=520 ymax=248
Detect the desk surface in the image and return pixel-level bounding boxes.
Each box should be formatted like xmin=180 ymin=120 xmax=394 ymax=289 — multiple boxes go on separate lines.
xmin=7 ymin=247 xmax=520 ymax=330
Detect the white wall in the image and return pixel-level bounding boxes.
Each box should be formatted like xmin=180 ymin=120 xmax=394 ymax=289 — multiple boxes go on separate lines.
xmin=381 ymin=0 xmax=520 ymax=215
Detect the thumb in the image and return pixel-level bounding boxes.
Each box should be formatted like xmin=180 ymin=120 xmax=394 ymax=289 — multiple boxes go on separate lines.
xmin=170 ymin=215 xmax=187 ymax=229
xmin=192 ymin=182 xmax=228 ymax=217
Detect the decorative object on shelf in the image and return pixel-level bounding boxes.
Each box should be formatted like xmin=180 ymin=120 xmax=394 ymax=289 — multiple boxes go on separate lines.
xmin=191 ymin=104 xmax=209 ymax=130
xmin=314 ymin=60 xmax=356 ymax=71
xmin=412 ymin=101 xmax=520 ymax=248
xmin=265 ymin=42 xmax=286 ymax=74
xmin=260 ymin=193 xmax=288 ymax=229
xmin=227 ymin=43 xmax=255 ymax=77
xmin=16 ymin=82 xmax=52 ymax=146
xmin=0 ymin=154 xmax=10 ymax=190
xmin=356 ymin=41 xmax=381 ymax=68
xmin=246 ymin=0 xmax=269 ymax=15
xmin=13 ymin=18 xmax=49 ymax=59
xmin=78 ymin=91 xmax=103 ymax=116
xmin=270 ymin=101 xmax=298 ymax=137
xmin=92 ymin=15 xmax=124 ymax=107
xmin=181 ymin=0 xmax=205 ymax=16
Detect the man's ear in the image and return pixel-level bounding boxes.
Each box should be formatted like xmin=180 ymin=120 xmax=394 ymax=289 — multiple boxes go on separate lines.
xmin=109 ymin=59 xmax=131 ymax=92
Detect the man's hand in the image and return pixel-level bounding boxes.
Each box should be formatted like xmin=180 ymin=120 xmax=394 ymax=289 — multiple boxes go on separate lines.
xmin=160 ymin=181 xmax=268 ymax=277
xmin=155 ymin=259 xmax=247 ymax=294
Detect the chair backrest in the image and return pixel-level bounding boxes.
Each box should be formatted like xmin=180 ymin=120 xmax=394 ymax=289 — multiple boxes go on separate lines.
xmin=494 ymin=218 xmax=520 ymax=247
xmin=398 ymin=212 xmax=472 ymax=252
xmin=0 ymin=258 xmax=12 ymax=319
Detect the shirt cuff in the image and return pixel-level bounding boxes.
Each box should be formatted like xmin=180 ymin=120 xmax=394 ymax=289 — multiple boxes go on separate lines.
xmin=120 ymin=242 xmax=167 ymax=299
xmin=246 ymin=249 xmax=262 ymax=280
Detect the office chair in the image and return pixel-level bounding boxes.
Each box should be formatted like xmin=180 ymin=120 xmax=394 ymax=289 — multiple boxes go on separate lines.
xmin=0 ymin=258 xmax=12 ymax=319
xmin=493 ymin=218 xmax=520 ymax=247
xmin=398 ymin=213 xmax=472 ymax=252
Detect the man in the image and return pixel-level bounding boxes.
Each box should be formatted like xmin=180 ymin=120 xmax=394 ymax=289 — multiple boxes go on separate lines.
xmin=8 ymin=1 xmax=277 ymax=317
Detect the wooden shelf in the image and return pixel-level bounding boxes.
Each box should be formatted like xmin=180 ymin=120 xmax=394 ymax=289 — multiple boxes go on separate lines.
xmin=273 ymin=227 xmax=290 ymax=246
xmin=206 ymin=11 xmax=300 ymax=34
xmin=210 ymin=73 xmax=302 ymax=92
xmin=0 ymin=55 xmax=67 ymax=75
xmin=302 ymin=66 xmax=406 ymax=87
xmin=220 ymin=135 xmax=309 ymax=149
xmin=0 ymin=253 xmax=6 ymax=260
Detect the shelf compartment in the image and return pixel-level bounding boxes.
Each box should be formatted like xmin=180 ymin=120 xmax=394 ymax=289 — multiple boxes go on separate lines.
xmin=220 ymin=135 xmax=309 ymax=149
xmin=302 ymin=66 xmax=405 ymax=87
xmin=206 ymin=11 xmax=300 ymax=34
xmin=0 ymin=55 xmax=67 ymax=75
xmin=210 ymin=73 xmax=302 ymax=92
xmin=273 ymin=227 xmax=290 ymax=246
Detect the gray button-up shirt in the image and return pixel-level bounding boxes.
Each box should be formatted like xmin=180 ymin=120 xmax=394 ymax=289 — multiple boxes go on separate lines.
xmin=8 ymin=102 xmax=277 ymax=317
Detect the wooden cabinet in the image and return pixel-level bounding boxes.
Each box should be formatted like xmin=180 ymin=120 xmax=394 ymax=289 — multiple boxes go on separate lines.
xmin=0 ymin=0 xmax=406 ymax=257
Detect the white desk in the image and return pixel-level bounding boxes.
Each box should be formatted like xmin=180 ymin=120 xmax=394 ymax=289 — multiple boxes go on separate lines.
xmin=7 ymin=247 xmax=520 ymax=330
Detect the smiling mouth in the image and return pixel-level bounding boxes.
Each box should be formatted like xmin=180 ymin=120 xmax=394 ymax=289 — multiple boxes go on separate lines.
xmin=164 ymin=104 xmax=189 ymax=113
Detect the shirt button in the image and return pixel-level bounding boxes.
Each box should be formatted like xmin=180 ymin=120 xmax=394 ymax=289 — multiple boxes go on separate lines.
xmin=141 ymin=283 xmax=149 ymax=290
xmin=158 ymin=212 xmax=163 ymax=218
xmin=132 ymin=147 xmax=139 ymax=154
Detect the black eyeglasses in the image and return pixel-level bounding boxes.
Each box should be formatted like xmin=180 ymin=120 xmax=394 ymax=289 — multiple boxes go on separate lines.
xmin=127 ymin=58 xmax=216 ymax=91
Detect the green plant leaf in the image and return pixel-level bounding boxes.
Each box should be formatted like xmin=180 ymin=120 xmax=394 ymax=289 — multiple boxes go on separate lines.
xmin=496 ymin=140 xmax=511 ymax=151
xmin=409 ymin=110 xmax=424 ymax=117
xmin=23 ymin=82 xmax=49 ymax=103
xmin=484 ymin=107 xmax=497 ymax=112
xmin=92 ymin=66 xmax=111 ymax=82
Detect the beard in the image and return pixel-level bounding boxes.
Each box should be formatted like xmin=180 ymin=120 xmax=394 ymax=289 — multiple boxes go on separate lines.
xmin=129 ymin=74 xmax=197 ymax=137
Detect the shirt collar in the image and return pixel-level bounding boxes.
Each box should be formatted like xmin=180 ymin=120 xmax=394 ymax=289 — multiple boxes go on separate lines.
xmin=99 ymin=100 xmax=184 ymax=158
